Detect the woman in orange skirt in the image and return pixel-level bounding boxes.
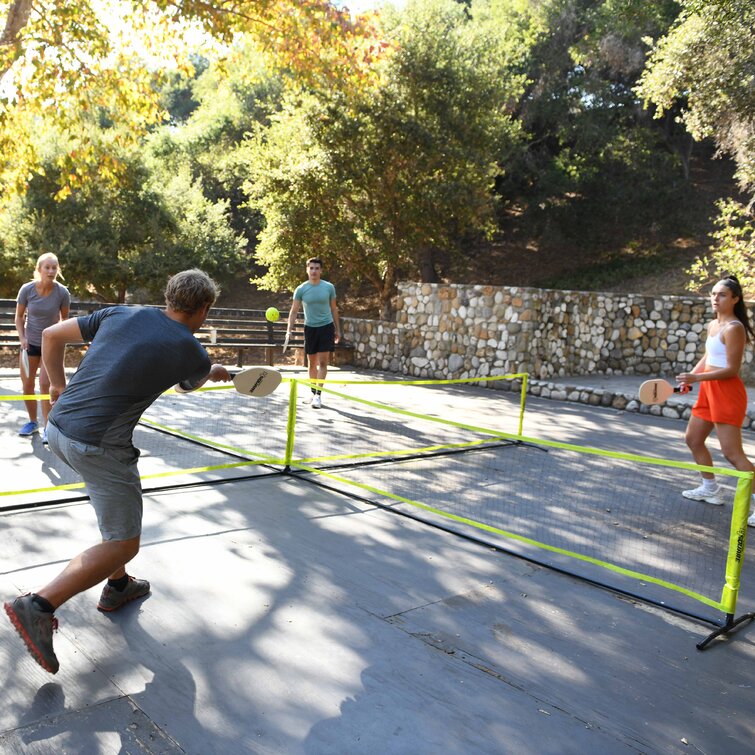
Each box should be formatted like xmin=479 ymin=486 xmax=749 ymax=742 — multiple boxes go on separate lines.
xmin=676 ymin=275 xmax=755 ymax=525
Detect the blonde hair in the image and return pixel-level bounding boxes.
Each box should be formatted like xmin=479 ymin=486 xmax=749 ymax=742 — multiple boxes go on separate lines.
xmin=33 ymin=253 xmax=64 ymax=282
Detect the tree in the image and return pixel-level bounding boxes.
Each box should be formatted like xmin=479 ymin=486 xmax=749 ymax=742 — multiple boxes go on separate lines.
xmin=244 ymin=0 xmax=523 ymax=317
xmin=505 ymin=0 xmax=681 ymax=191
xmin=0 ymin=0 xmax=384 ymax=203
xmin=637 ymin=0 xmax=755 ymax=294
xmin=148 ymin=43 xmax=284 ymax=247
xmin=0 ymin=123 xmax=246 ymax=301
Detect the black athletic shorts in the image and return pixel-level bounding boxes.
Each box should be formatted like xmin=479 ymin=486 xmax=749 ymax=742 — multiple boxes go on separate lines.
xmin=26 ymin=344 xmax=42 ymax=357
xmin=304 ymin=322 xmax=336 ymax=355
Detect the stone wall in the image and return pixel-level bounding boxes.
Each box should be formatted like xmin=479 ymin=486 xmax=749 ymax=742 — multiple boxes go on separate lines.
xmin=341 ymin=282 xmax=755 ymax=382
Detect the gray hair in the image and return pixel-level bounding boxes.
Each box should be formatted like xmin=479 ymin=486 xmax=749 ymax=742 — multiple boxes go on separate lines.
xmin=164 ymin=269 xmax=219 ymax=314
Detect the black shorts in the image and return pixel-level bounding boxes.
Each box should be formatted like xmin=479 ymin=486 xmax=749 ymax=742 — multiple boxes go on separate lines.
xmin=26 ymin=344 xmax=42 ymax=357
xmin=304 ymin=323 xmax=335 ymax=355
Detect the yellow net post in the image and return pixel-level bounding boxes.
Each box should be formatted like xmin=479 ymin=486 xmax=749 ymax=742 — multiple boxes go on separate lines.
xmin=697 ymin=472 xmax=755 ymax=649
xmin=518 ymin=373 xmax=528 ymax=437
xmin=284 ymin=378 xmax=298 ymax=470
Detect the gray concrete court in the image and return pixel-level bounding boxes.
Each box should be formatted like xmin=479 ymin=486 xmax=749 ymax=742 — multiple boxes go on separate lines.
xmin=1 ymin=367 xmax=755 ymax=754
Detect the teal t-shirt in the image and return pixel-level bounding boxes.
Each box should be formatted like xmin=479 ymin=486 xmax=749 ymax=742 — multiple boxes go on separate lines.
xmin=293 ymin=280 xmax=336 ymax=327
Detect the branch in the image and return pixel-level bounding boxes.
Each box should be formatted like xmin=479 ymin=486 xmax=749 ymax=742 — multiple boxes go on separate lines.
xmin=0 ymin=0 xmax=33 ymax=80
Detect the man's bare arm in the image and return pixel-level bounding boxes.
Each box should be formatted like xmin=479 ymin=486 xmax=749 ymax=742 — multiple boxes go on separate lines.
xmin=42 ymin=319 xmax=83 ymax=403
xmin=287 ymin=300 xmax=301 ymax=335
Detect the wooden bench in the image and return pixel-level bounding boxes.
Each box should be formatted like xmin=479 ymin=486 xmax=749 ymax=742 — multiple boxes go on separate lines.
xmin=0 ymin=299 xmax=352 ymax=367
xmin=196 ymin=307 xmax=304 ymax=366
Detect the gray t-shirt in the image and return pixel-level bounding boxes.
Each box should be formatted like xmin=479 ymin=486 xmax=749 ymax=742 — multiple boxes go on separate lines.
xmin=16 ymin=281 xmax=71 ymax=347
xmin=49 ymin=306 xmax=211 ymax=448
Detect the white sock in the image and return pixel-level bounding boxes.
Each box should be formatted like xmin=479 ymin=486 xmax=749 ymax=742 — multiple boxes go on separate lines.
xmin=701 ymin=477 xmax=717 ymax=491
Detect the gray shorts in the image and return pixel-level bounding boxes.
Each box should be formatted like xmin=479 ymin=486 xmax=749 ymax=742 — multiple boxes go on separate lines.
xmin=46 ymin=422 xmax=143 ymax=541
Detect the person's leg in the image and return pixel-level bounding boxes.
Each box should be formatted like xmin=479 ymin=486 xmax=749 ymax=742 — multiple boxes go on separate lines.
xmin=309 ymin=323 xmax=334 ymax=407
xmin=3 ymin=536 xmax=141 ymax=675
xmin=46 ymin=422 xmax=148 ymax=603
xmin=682 ymin=415 xmax=725 ymax=503
xmin=5 ymin=427 xmax=147 ymax=673
xmin=308 ymin=352 xmax=328 ymax=407
xmin=685 ymin=415 xmax=715 ymax=475
xmin=36 ymin=536 xmax=141 ymax=610
xmin=314 ymin=351 xmax=330 ymax=385
xmin=715 ymin=424 xmax=755 ymax=474
xmin=38 ymin=360 xmax=52 ymax=427
xmin=20 ymin=353 xmax=40 ymax=427
xmin=307 ymin=352 xmax=321 ymax=385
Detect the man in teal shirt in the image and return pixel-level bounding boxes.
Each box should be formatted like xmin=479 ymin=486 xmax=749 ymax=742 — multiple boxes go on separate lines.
xmin=287 ymin=258 xmax=340 ymax=408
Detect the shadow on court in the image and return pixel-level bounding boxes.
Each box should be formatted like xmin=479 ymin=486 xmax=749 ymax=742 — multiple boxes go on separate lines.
xmin=1 ymin=368 xmax=754 ymax=754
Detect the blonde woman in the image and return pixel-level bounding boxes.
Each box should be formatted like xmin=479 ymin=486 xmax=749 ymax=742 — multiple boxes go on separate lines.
xmin=15 ymin=253 xmax=70 ymax=442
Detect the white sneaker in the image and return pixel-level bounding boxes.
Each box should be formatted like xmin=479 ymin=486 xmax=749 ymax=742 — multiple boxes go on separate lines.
xmin=303 ymin=394 xmax=314 ymax=405
xmin=748 ymin=512 xmax=755 ymax=528
xmin=312 ymin=394 xmax=322 ymax=409
xmin=41 ymin=427 xmax=48 ymax=444
xmin=682 ymin=483 xmax=725 ymax=506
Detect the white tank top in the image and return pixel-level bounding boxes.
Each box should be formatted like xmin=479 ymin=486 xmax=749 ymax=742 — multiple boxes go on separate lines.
xmin=705 ymin=326 xmax=730 ymax=368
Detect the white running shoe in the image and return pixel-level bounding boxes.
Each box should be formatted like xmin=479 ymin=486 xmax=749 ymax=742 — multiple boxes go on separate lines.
xmin=682 ymin=483 xmax=725 ymax=506
xmin=748 ymin=512 xmax=755 ymax=528
xmin=41 ymin=427 xmax=48 ymax=445
xmin=312 ymin=394 xmax=322 ymax=409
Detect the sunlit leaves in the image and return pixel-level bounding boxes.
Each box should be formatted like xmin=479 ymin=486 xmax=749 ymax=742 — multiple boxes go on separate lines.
xmin=0 ymin=0 xmax=387 ymax=203
xmin=637 ymin=0 xmax=755 ymax=194
xmin=686 ymin=200 xmax=755 ymax=297
xmin=637 ymin=0 xmax=755 ymax=294
xmin=244 ymin=0 xmax=523 ymax=312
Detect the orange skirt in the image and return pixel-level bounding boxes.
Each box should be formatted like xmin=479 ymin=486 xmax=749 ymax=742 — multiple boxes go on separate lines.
xmin=692 ymin=376 xmax=748 ymax=426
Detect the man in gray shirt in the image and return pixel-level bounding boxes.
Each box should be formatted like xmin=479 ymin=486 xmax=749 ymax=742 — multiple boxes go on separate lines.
xmin=4 ymin=269 xmax=230 ymax=674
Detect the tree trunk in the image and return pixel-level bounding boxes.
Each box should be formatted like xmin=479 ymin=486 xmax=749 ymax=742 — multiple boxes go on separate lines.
xmin=418 ymin=246 xmax=439 ymax=283
xmin=0 ymin=0 xmax=32 ymax=80
xmin=679 ymin=134 xmax=693 ymax=181
xmin=378 ymin=263 xmax=397 ymax=320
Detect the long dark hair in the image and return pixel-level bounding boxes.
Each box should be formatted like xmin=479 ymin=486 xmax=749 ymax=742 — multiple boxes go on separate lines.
xmin=720 ymin=275 xmax=755 ymax=342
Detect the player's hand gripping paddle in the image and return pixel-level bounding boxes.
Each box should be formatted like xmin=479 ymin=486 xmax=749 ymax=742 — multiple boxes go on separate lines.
xmin=20 ymin=348 xmax=29 ymax=378
xmin=638 ymin=379 xmax=692 ymax=405
xmin=232 ymin=366 xmax=282 ymax=397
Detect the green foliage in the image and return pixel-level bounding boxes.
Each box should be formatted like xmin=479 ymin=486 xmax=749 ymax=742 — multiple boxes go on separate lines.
xmin=638 ymin=0 xmax=755 ymax=297
xmin=0 ymin=0 xmax=385 ymax=204
xmin=686 ymin=200 xmax=755 ymax=297
xmin=244 ymin=0 xmax=524 ymax=312
xmin=0 ymin=0 xmax=744 ymax=308
xmin=490 ymin=0 xmax=692 ymax=253
xmin=637 ymin=0 xmax=755 ymax=194
xmin=0 ymin=126 xmax=246 ymax=302
xmin=149 ymin=44 xmax=283 ymax=246
xmin=159 ymin=56 xmax=210 ymax=124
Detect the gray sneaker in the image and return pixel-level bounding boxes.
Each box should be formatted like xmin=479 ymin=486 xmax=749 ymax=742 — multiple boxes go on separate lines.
xmin=97 ymin=576 xmax=150 ymax=612
xmin=4 ymin=594 xmax=60 ymax=674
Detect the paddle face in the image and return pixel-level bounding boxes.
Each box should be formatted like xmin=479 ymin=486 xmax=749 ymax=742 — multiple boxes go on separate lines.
xmin=232 ymin=366 xmax=282 ymax=397
xmin=638 ymin=379 xmax=691 ymax=405
xmin=282 ymin=332 xmax=290 ymax=355
xmin=20 ymin=348 xmax=29 ymax=378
